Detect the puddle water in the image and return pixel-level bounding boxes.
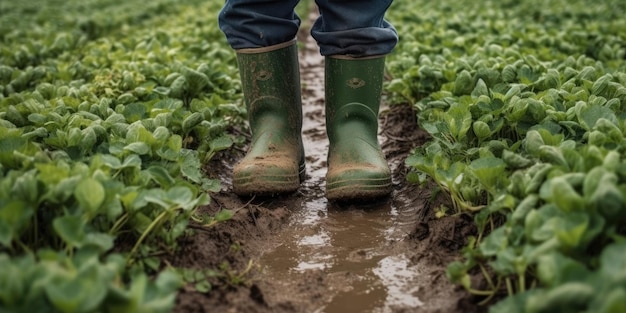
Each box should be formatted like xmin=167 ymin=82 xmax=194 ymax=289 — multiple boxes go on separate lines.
xmin=258 ymin=36 xmax=423 ymax=312
xmin=260 ymin=196 xmax=422 ymax=313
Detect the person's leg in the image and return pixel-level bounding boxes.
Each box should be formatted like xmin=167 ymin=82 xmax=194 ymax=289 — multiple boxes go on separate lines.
xmin=311 ymin=0 xmax=398 ymax=57
xmin=219 ymin=0 xmax=301 ymax=49
xmin=314 ymin=1 xmax=398 ymax=200
xmin=218 ymin=1 xmax=305 ymax=196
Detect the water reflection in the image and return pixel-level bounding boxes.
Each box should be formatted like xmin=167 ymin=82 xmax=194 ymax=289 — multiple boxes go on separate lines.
xmin=260 ymin=196 xmax=423 ymax=313
xmin=373 ymin=255 xmax=424 ymax=311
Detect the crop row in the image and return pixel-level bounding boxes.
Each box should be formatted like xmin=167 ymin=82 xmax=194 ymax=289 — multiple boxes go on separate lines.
xmin=386 ymin=0 xmax=626 ymax=312
xmin=0 ymin=0 xmax=244 ymax=311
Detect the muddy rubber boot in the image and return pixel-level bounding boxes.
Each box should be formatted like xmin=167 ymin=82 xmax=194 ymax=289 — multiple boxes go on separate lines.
xmin=232 ymin=40 xmax=305 ymax=196
xmin=325 ymin=55 xmax=392 ymax=201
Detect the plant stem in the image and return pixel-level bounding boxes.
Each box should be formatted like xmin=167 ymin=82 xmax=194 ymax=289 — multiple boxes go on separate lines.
xmin=479 ymin=263 xmax=496 ymax=290
xmin=476 ymin=228 xmax=484 ymax=246
xmin=467 ymin=288 xmax=495 ymax=296
xmin=505 ymin=277 xmax=513 ymax=295
xmin=478 ymin=277 xmax=502 ymax=306
xmin=518 ymin=273 xmax=526 ymax=293
xmin=127 ymin=208 xmax=171 ymax=263
xmin=16 ymin=239 xmax=31 ymax=255
xmin=110 ymin=213 xmax=128 ymax=235
xmin=33 ymin=212 xmax=38 ymax=247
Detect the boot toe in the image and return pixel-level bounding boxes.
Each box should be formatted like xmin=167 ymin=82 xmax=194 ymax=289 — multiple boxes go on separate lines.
xmin=233 ymin=160 xmax=303 ymax=196
xmin=326 ymin=165 xmax=392 ymax=201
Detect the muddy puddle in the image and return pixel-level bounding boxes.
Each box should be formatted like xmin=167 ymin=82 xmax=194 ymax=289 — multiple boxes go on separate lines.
xmin=259 ymin=200 xmax=424 ymax=313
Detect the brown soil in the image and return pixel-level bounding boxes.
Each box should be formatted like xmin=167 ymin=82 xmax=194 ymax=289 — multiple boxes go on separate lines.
xmin=169 ymin=9 xmax=486 ymax=313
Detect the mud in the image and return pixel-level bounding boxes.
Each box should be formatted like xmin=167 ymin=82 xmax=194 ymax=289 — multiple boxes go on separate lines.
xmin=170 ymin=9 xmax=485 ymax=313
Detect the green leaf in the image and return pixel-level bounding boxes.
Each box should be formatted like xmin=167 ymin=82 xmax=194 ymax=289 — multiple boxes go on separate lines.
xmin=479 ymin=227 xmax=507 ymax=257
xmin=502 ymin=150 xmax=533 ymax=169
xmin=453 ymin=70 xmax=474 ymax=95
xmin=539 ymin=146 xmax=568 ymax=169
xmin=11 ymin=170 xmax=39 ymax=204
xmin=169 ymin=76 xmax=187 ymax=100
xmin=472 ymin=120 xmax=491 ymax=141
xmin=124 ymin=142 xmax=150 ymax=155
xmin=0 ymin=200 xmax=33 ymax=247
xmin=46 ymin=258 xmax=110 ymax=313
xmin=489 ymin=290 xmax=539 ymax=313
xmin=153 ymin=126 xmax=170 ymax=142
xmin=74 ymin=178 xmax=105 ymax=213
xmin=512 ymin=195 xmax=539 ymax=223
xmin=446 ymin=261 xmax=470 ymax=286
xmin=501 ymin=64 xmax=517 ymax=83
xmin=590 ymin=175 xmax=625 ymax=220
xmin=591 ymin=74 xmax=612 ymax=96
xmin=83 ymin=233 xmax=114 ymax=252
xmin=446 ymin=101 xmax=472 ymax=141
xmin=195 ymin=280 xmax=211 ymax=293
xmin=182 ymin=112 xmax=204 ymax=133
xmin=549 ymin=176 xmax=585 ymax=212
xmin=0 ymin=219 xmax=13 ymax=247
xmin=53 ymin=215 xmax=85 ymax=248
xmin=596 ymin=288 xmax=626 ymax=313
xmin=99 ymin=154 xmax=123 ymax=169
xmin=146 ymin=166 xmax=176 ymax=188
xmin=525 ymin=204 xmax=559 ymax=242
xmin=138 ymin=270 xmax=182 ymax=312
xmin=183 ymin=67 xmax=209 ymax=95
xmin=122 ymin=154 xmax=142 ymax=168
xmin=180 ymin=149 xmax=203 ymax=184
xmin=166 ymin=186 xmax=194 ymax=207
xmin=471 ymin=78 xmax=489 ymax=97
xmin=203 ymin=179 xmax=222 ymax=193
xmin=215 ymin=209 xmax=234 ymax=222
xmin=578 ymin=105 xmax=617 ymax=130
xmin=80 ymin=127 xmax=97 ymax=150
xmin=523 ymin=130 xmax=544 ymax=156
xmin=600 ymin=243 xmax=626 ymax=281
xmin=536 ymin=252 xmax=589 ymax=287
xmin=209 ymin=135 xmax=233 ymax=152
xmin=526 ymin=282 xmax=594 ymax=313
xmin=469 ymin=157 xmax=506 ymax=192
xmin=122 ymin=102 xmax=147 ymax=122
xmin=554 ymin=213 xmax=590 ymax=250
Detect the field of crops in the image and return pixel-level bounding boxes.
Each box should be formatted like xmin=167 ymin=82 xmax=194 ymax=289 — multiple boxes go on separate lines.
xmin=387 ymin=0 xmax=626 ymax=312
xmin=1 ymin=0 xmax=243 ymax=311
xmin=1 ymin=0 xmax=625 ymax=312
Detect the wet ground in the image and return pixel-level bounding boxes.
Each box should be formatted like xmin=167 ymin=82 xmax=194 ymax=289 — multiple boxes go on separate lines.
xmin=170 ymin=11 xmax=485 ymax=313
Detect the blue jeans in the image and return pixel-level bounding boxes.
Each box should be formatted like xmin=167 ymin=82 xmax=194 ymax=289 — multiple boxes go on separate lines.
xmin=218 ymin=0 xmax=398 ymax=57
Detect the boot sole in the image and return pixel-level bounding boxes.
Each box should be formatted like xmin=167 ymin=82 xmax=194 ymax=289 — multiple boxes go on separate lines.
xmin=233 ymin=167 xmax=306 ymax=197
xmin=326 ymin=178 xmax=392 ymax=201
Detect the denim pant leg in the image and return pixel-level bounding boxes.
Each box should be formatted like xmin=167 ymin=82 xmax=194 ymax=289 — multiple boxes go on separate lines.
xmin=218 ymin=0 xmax=301 ymax=49
xmin=312 ymin=0 xmax=398 ymax=57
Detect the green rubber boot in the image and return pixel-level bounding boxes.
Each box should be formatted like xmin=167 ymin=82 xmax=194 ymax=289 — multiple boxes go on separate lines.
xmin=232 ymin=40 xmax=305 ymax=196
xmin=325 ymin=55 xmax=392 ymax=201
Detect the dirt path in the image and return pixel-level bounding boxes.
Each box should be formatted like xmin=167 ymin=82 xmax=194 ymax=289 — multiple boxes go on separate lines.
xmin=171 ymin=11 xmax=485 ymax=313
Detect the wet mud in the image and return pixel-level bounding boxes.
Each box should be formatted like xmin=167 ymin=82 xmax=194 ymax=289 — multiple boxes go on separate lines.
xmin=171 ymin=10 xmax=485 ymax=313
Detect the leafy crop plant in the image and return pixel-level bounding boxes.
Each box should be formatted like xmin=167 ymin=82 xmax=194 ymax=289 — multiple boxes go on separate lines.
xmin=386 ymin=0 xmax=626 ymax=311
xmin=0 ymin=0 xmax=245 ymax=311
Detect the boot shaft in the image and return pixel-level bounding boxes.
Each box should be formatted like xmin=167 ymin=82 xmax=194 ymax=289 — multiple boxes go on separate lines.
xmin=324 ymin=56 xmax=386 ymax=145
xmin=236 ymin=40 xmax=303 ymax=137
xmin=324 ymin=55 xmax=392 ymax=200
xmin=232 ymin=40 xmax=306 ymax=196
